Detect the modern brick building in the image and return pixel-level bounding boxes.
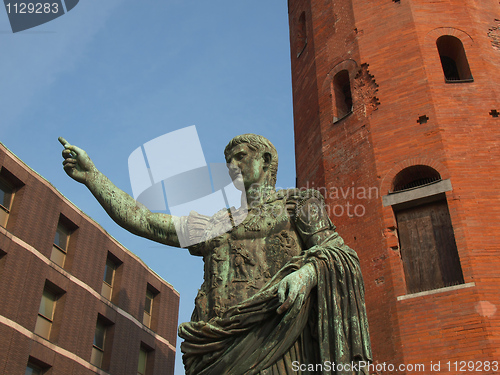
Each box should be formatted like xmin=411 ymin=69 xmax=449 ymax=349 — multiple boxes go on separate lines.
xmin=0 ymin=142 xmax=179 ymax=375
xmin=288 ymin=0 xmax=499 ymax=373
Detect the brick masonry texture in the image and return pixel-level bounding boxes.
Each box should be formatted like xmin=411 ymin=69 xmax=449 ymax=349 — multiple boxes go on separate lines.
xmin=0 ymin=143 xmax=179 ymax=375
xmin=289 ymin=0 xmax=500 ymax=373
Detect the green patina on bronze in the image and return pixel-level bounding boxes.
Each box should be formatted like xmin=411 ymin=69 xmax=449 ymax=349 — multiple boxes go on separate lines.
xmin=59 ymin=134 xmax=372 ymax=374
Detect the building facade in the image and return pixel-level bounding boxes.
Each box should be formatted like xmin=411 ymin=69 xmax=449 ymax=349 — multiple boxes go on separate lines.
xmin=0 ymin=143 xmax=179 ymax=375
xmin=288 ymin=0 xmax=500 ymax=373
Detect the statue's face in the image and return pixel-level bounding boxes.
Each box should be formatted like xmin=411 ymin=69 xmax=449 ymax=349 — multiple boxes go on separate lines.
xmin=225 ymin=143 xmax=269 ymax=191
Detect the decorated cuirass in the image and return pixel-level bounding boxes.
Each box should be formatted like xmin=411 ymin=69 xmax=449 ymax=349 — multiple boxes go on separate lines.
xmin=187 ymin=196 xmax=305 ymax=321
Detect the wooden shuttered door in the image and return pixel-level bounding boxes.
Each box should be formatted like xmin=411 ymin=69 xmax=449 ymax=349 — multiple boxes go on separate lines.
xmin=396 ymin=200 xmax=464 ymax=294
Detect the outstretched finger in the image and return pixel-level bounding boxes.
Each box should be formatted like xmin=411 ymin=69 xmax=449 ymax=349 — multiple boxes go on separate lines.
xmin=58 ymin=137 xmax=69 ymax=147
xmin=58 ymin=137 xmax=85 ymax=157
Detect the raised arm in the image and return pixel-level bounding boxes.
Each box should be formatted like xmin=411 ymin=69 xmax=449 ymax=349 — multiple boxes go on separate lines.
xmin=58 ymin=137 xmax=182 ymax=248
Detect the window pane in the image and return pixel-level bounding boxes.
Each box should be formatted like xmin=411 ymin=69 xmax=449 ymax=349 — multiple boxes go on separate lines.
xmin=142 ymin=312 xmax=151 ymax=328
xmin=0 ymin=182 xmax=12 ymax=210
xmin=144 ymin=291 xmax=153 ymax=314
xmin=137 ymin=348 xmax=147 ymax=375
xmin=0 ymin=208 xmax=8 ymax=228
xmin=0 ymin=188 xmax=5 ymax=207
xmin=103 ymin=259 xmax=115 ymax=286
xmin=91 ymin=347 xmax=104 ymax=368
xmin=54 ymin=225 xmax=69 ymax=250
xmin=54 ymin=230 xmax=61 ymax=248
xmin=34 ymin=315 xmax=52 ymax=339
xmin=38 ymin=290 xmax=56 ymax=320
xmin=101 ymin=282 xmax=112 ymax=300
xmin=50 ymin=245 xmax=66 ymax=267
xmin=93 ymin=321 xmax=106 ymax=349
xmin=25 ymin=363 xmax=43 ymax=375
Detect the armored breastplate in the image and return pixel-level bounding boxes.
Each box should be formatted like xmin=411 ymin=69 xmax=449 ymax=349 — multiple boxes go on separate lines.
xmin=194 ymin=198 xmax=303 ymax=321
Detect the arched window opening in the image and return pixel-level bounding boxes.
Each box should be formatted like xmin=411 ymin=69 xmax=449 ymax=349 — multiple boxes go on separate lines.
xmin=296 ymin=12 xmax=307 ymax=57
xmin=332 ymin=70 xmax=353 ymax=122
xmin=436 ymin=36 xmax=473 ymax=82
xmin=389 ymin=166 xmax=464 ymax=294
xmin=392 ymin=165 xmax=441 ymax=192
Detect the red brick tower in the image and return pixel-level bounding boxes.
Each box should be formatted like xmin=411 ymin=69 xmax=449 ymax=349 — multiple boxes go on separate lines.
xmin=289 ymin=0 xmax=500 ymax=373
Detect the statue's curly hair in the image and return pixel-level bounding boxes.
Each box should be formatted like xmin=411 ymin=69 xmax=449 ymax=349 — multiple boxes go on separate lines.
xmin=224 ymin=134 xmax=278 ymax=187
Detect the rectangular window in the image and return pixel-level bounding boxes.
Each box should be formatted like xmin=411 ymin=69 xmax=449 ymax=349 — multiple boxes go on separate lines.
xmin=332 ymin=70 xmax=353 ymax=122
xmin=34 ymin=288 xmax=58 ymax=340
xmin=25 ymin=363 xmax=43 ymax=375
xmin=0 ymin=179 xmax=14 ymax=228
xmin=101 ymin=258 xmax=116 ymax=300
xmin=25 ymin=359 xmax=50 ymax=375
xmin=91 ymin=319 xmax=107 ymax=368
xmin=50 ymin=222 xmax=70 ymax=267
xmin=396 ymin=199 xmax=464 ymax=293
xmin=137 ymin=347 xmax=148 ymax=375
xmin=143 ymin=289 xmax=154 ymax=328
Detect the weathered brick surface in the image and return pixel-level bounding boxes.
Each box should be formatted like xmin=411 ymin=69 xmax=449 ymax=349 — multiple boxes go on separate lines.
xmin=0 ymin=143 xmax=179 ymax=374
xmin=289 ymin=0 xmax=500 ymax=373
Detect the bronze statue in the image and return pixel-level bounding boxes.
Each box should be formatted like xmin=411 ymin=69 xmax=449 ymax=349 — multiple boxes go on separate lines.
xmin=59 ymin=134 xmax=371 ymax=374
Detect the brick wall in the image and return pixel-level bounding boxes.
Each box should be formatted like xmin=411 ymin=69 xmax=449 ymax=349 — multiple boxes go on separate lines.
xmin=289 ymin=0 xmax=500 ymax=373
xmin=0 ymin=143 xmax=179 ymax=375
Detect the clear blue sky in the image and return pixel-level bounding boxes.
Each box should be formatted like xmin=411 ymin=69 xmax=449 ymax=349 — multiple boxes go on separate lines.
xmin=0 ymin=1 xmax=294 ymax=373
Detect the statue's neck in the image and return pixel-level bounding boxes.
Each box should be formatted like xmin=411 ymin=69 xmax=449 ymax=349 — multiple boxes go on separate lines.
xmin=243 ymin=184 xmax=276 ymax=209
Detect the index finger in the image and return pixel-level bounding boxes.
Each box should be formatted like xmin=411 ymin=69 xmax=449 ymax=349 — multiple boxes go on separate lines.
xmin=58 ymin=137 xmax=69 ymax=147
xmin=58 ymin=137 xmax=84 ymax=156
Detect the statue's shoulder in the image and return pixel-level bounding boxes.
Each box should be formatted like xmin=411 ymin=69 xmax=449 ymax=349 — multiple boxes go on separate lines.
xmin=276 ymin=188 xmax=326 ymax=203
xmin=277 ymin=188 xmax=333 ymax=231
xmin=276 ymin=188 xmax=326 ymax=221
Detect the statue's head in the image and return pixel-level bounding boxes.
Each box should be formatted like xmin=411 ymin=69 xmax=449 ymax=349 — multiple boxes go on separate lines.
xmin=224 ymin=134 xmax=278 ymax=189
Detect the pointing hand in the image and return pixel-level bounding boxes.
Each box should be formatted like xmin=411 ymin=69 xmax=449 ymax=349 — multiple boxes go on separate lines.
xmin=59 ymin=137 xmax=95 ymax=184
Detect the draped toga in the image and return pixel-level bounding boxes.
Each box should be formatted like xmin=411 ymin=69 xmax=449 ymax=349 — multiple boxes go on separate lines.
xmin=177 ymin=189 xmax=372 ymax=375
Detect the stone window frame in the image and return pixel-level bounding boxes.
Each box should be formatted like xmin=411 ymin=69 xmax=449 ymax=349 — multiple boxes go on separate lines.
xmin=383 ymin=173 xmax=465 ymax=294
xmin=383 ymin=178 xmax=452 ymax=209
xmin=380 ymin=158 xmax=470 ymax=296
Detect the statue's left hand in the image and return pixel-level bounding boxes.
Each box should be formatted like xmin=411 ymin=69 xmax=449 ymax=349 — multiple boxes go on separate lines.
xmin=277 ymin=263 xmax=317 ymax=315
